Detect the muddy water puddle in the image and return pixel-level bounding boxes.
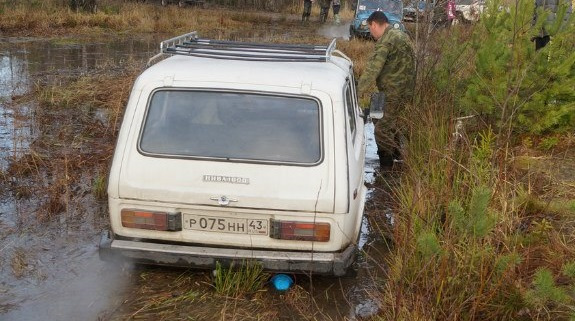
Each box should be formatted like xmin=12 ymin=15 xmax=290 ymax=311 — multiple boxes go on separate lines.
xmin=0 ymin=36 xmax=392 ymax=320
xmin=0 ymin=35 xmax=160 ymax=320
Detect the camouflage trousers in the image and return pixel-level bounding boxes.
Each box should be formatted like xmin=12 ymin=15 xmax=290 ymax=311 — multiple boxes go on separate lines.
xmin=302 ymin=0 xmax=312 ymax=21
xmin=319 ymin=1 xmax=331 ymax=23
xmin=373 ymin=101 xmax=407 ymax=164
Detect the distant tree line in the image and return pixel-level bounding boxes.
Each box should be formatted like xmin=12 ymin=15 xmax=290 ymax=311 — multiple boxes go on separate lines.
xmin=0 ymin=0 xmax=346 ymax=13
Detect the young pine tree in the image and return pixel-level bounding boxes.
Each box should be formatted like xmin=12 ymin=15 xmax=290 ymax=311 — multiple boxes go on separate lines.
xmin=460 ymin=0 xmax=574 ymax=136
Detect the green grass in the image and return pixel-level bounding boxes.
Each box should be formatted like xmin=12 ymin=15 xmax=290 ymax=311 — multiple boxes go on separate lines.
xmin=212 ymin=261 xmax=269 ymax=297
xmin=92 ymin=172 xmax=107 ymax=200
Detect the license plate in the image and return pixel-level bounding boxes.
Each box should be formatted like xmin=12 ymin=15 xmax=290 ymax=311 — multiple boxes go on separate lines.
xmin=183 ymin=214 xmax=268 ymax=235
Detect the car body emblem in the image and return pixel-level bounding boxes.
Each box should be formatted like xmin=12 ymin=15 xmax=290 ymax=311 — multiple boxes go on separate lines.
xmin=210 ymin=195 xmax=238 ymax=206
xmin=203 ymin=175 xmax=250 ymax=185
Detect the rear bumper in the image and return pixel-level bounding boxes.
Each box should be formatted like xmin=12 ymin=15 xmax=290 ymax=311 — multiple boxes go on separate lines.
xmin=99 ymin=230 xmax=356 ymax=276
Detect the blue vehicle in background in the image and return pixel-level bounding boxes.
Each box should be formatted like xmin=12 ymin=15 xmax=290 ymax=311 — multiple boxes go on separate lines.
xmin=403 ymin=0 xmax=428 ymax=22
xmin=349 ymin=0 xmax=405 ymax=39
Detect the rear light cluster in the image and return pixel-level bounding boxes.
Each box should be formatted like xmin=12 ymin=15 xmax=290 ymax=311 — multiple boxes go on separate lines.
xmin=121 ymin=209 xmax=182 ymax=231
xmin=270 ymin=219 xmax=330 ymax=242
xmin=121 ymin=210 xmax=330 ymax=242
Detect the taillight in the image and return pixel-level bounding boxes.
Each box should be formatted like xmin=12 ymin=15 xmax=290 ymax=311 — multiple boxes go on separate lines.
xmin=121 ymin=209 xmax=182 ymax=231
xmin=269 ymin=219 xmax=330 ymax=242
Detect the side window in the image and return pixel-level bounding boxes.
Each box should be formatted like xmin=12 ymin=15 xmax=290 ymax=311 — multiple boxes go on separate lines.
xmin=349 ymin=73 xmax=362 ymax=116
xmin=345 ymin=80 xmax=356 ymax=143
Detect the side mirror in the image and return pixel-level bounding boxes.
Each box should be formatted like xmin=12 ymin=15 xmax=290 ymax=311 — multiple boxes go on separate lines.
xmin=369 ymin=92 xmax=385 ymax=120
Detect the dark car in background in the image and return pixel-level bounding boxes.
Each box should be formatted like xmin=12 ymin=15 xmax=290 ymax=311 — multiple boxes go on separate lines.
xmin=350 ymin=0 xmax=405 ymax=39
xmin=403 ymin=0 xmax=456 ymax=26
xmin=403 ymin=0 xmax=428 ymax=22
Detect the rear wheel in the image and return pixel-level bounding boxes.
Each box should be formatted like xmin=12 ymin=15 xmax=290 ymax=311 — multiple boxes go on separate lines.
xmin=178 ymin=0 xmax=185 ymax=7
xmin=161 ymin=0 xmax=168 ymax=6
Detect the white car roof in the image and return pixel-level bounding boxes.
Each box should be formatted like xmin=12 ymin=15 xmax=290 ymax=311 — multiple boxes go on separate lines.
xmin=139 ymin=53 xmax=353 ymax=94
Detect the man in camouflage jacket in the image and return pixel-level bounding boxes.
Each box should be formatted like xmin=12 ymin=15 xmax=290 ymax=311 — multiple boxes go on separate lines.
xmin=357 ymin=11 xmax=415 ymax=167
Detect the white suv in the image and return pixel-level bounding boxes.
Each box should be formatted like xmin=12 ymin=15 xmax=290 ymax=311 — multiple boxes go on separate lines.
xmin=99 ymin=32 xmax=367 ymax=276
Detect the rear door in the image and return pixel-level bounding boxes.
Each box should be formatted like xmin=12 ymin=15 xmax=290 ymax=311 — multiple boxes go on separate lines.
xmin=344 ymin=78 xmax=366 ymax=213
xmin=118 ymin=89 xmax=335 ymax=213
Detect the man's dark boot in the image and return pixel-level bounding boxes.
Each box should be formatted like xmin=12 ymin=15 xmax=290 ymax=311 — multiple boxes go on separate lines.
xmin=378 ymin=150 xmax=394 ymax=168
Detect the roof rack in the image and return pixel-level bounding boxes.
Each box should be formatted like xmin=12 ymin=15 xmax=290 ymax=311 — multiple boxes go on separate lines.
xmin=147 ymin=31 xmax=339 ymax=65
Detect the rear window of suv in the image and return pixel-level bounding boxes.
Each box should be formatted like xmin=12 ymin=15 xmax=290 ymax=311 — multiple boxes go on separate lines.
xmin=138 ymin=90 xmax=322 ymax=164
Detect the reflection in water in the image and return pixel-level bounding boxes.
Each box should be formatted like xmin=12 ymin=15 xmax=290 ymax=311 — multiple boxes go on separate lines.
xmin=0 ymin=53 xmax=31 ymax=171
xmin=0 ymin=36 xmax=159 ymax=171
xmin=359 ymin=121 xmax=379 ymax=250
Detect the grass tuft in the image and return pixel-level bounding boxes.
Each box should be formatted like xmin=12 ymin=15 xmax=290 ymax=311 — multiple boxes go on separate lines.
xmin=212 ymin=261 xmax=269 ymax=297
xmin=92 ymin=172 xmax=107 ymax=200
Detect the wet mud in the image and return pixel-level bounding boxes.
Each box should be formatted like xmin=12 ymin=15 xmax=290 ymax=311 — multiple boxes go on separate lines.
xmin=0 ymin=34 xmax=394 ymax=320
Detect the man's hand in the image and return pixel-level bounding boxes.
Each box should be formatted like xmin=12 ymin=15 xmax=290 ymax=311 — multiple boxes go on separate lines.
xmin=360 ymin=106 xmax=369 ymax=123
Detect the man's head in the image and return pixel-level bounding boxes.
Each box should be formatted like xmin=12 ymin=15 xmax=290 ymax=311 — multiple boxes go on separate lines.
xmin=367 ymin=11 xmax=389 ymax=40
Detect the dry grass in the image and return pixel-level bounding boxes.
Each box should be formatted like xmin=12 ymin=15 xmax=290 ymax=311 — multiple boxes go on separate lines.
xmin=10 ymin=247 xmax=28 ymax=279
xmin=0 ymin=0 xmax=357 ymax=37
xmin=4 ymin=60 xmax=140 ymax=218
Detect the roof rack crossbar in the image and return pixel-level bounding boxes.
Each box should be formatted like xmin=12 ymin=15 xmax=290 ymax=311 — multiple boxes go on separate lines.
xmin=188 ymin=38 xmax=330 ymax=51
xmin=179 ymin=42 xmax=328 ymax=55
xmin=173 ymin=44 xmax=326 ymax=57
xmin=164 ymin=50 xmax=329 ymax=62
xmin=153 ymin=32 xmax=337 ymax=62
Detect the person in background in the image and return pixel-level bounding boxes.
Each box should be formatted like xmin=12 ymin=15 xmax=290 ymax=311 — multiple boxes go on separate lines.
xmin=446 ymin=0 xmax=456 ymax=25
xmin=357 ymin=11 xmax=415 ymax=168
xmin=333 ymin=0 xmax=342 ymax=24
xmin=319 ymin=0 xmax=332 ymax=23
xmin=302 ymin=0 xmax=314 ymax=22
xmin=533 ymin=0 xmax=572 ymax=50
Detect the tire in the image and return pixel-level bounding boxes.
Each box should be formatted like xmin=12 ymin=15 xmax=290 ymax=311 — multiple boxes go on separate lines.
xmin=161 ymin=0 xmax=168 ymax=6
xmin=178 ymin=0 xmax=185 ymax=7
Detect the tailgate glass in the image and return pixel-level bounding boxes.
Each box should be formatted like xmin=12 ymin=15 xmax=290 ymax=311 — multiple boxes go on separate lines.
xmin=139 ymin=90 xmax=321 ymax=164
